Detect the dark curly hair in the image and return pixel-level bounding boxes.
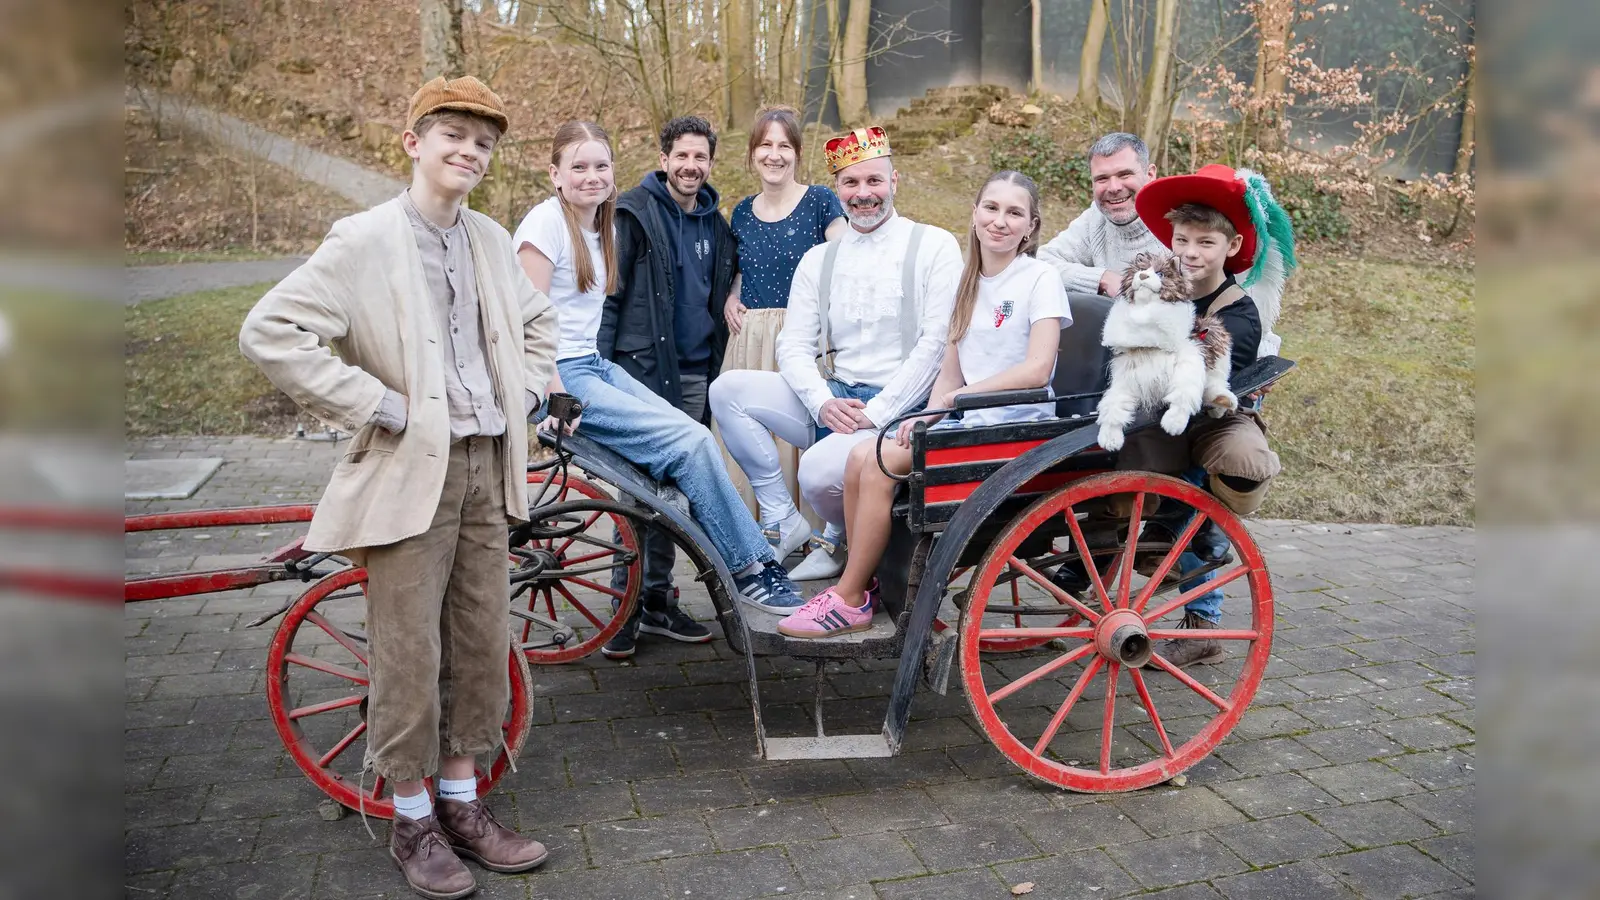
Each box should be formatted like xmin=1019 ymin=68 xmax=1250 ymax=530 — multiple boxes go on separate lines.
xmin=659 ymin=115 xmax=718 ymax=158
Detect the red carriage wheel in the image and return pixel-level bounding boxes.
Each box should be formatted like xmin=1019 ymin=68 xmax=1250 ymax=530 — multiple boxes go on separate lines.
xmin=266 ymin=567 xmax=533 ymax=819
xmin=934 ymin=566 xmax=1084 ymax=654
xmin=511 ymin=475 xmax=642 ymax=664
xmin=959 ymin=472 xmax=1273 ymax=792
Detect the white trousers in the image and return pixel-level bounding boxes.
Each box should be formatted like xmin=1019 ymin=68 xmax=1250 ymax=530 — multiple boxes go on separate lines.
xmin=708 ymin=370 xmax=875 ymax=529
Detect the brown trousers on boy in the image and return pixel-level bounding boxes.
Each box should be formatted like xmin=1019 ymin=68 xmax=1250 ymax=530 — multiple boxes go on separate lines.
xmin=1117 ymin=408 xmax=1282 ymax=513
xmin=362 ymin=434 xmax=510 ymax=783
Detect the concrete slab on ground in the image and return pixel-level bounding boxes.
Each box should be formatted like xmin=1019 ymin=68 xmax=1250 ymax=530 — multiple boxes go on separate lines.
xmin=126 ymin=457 xmax=224 ymax=500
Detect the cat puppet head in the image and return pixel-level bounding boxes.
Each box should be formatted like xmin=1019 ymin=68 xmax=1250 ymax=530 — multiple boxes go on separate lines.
xmin=1119 ymin=252 xmax=1192 ymax=307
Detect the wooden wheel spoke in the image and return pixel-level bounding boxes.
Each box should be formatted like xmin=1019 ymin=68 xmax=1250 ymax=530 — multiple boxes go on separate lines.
xmin=552 ymin=510 xmax=606 ymax=556
xmin=987 ymin=641 xmax=1097 ymax=704
xmin=560 ymin=549 xmax=614 ymax=567
xmin=552 ymin=581 xmax=610 ymax=629
xmin=1062 ymin=506 xmax=1117 ymax=615
xmin=318 ymin=721 xmax=366 ymax=768
xmin=305 ymin=610 xmax=368 ymax=666
xmin=1128 ymin=667 xmax=1176 ymax=758
xmin=289 ymin=693 xmax=365 ymax=720
xmin=978 ymin=626 xmax=1093 ymax=642
xmin=1100 ymin=662 xmax=1120 ymax=774
xmin=1005 ymin=555 xmax=1101 ymax=624
xmin=1147 ymin=628 xmax=1259 ymax=641
xmin=1143 ymin=564 xmax=1251 ymax=624
xmin=1145 ymin=653 xmax=1232 ymax=711
xmin=564 ymin=576 xmax=628 ymax=602
xmin=1031 ymin=656 xmax=1104 ymax=756
xmin=1132 ymin=512 xmax=1207 ymax=614
xmin=286 ymin=652 xmax=368 ymax=685
xmin=372 ymin=774 xmax=386 ymax=800
xmin=1117 ymin=494 xmax=1145 ymax=609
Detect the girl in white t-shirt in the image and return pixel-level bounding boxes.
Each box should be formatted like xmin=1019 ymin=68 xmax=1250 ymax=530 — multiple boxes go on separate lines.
xmin=514 ymin=120 xmax=808 ymax=633
xmin=777 ymin=171 xmax=1070 ymax=639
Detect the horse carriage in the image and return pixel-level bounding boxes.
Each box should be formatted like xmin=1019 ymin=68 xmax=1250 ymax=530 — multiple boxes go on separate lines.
xmin=123 ymin=293 xmax=1294 ymax=816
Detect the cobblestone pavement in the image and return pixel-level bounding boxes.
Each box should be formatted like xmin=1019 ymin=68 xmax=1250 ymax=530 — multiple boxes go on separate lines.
xmin=125 ymin=436 xmax=1475 ymax=900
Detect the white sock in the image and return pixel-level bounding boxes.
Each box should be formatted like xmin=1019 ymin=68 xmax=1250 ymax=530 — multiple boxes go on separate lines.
xmin=761 ymin=504 xmax=802 ymax=532
xmin=737 ymin=561 xmax=767 ymax=578
xmin=437 ymin=777 xmax=477 ymax=804
xmin=393 ymin=789 xmax=433 ymax=821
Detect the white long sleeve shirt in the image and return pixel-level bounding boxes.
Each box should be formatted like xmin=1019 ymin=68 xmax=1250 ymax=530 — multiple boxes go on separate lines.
xmin=1037 ymin=205 xmax=1165 ymax=296
xmin=776 ymin=213 xmax=962 ymax=429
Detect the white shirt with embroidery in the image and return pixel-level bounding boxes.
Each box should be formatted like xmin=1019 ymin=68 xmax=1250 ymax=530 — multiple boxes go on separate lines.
xmin=954 ymin=255 xmax=1071 ymax=427
xmin=776 ymin=212 xmax=962 ymax=428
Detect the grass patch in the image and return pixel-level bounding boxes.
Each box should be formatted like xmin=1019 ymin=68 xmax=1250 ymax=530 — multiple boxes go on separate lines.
xmin=0 ymin=288 xmax=122 ymax=433
xmin=124 ymin=255 xmax=1474 ymax=525
xmin=1263 ymin=257 xmax=1474 ymax=526
xmin=125 ymin=282 xmax=300 ymax=436
xmin=126 ymin=248 xmax=289 ymax=266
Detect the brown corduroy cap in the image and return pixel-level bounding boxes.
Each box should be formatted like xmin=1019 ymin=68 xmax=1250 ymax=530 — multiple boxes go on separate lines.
xmin=405 ymin=75 xmax=510 ymax=136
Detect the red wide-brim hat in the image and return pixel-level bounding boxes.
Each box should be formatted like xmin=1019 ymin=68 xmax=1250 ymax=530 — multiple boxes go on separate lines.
xmin=1134 ymin=164 xmax=1257 ymax=274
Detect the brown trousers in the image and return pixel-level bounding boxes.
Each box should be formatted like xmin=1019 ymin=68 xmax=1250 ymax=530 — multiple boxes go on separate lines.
xmin=1117 ymin=409 xmax=1282 ymax=514
xmin=362 ymin=435 xmax=510 ymax=782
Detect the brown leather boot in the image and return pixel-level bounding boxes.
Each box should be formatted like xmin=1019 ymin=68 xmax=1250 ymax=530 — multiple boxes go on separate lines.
xmin=1147 ymin=611 xmax=1225 ymax=669
xmin=389 ymin=814 xmax=476 ymax=900
xmin=435 ymin=798 xmax=550 ymax=873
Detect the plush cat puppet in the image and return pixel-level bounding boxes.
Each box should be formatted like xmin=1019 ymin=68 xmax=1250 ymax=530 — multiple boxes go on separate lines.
xmin=1095 ymin=252 xmax=1237 ymax=452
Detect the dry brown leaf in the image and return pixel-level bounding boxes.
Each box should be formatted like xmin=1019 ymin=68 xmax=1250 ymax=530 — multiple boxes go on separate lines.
xmin=1010 ymin=883 xmax=1035 ymax=896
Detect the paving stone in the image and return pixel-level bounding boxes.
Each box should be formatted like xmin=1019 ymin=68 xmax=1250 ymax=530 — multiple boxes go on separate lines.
xmin=583 ymin=811 xmax=715 ymax=865
xmin=310 ymin=847 xmax=417 ymax=899
xmin=124 ymin=650 xmax=222 ymax=679
xmin=1210 ymin=812 xmax=1350 ymax=866
xmin=845 ymin=749 xmax=967 ymax=789
xmin=923 ymin=774 xmax=1056 ymax=823
xmin=553 ymin=689 xmax=655 ymax=722
xmin=251 ymin=812 xmax=395 ymax=861
xmin=991 ymin=847 xmax=1141 ymax=899
xmin=1309 ymin=799 xmax=1441 ymax=848
xmin=125 ymin=785 xmax=210 ymax=829
xmin=167 ymin=857 xmax=317 ymax=899
xmin=199 ymin=775 xmax=327 ymax=820
xmin=1114 ymin=786 xmax=1247 ymax=837
xmin=1106 ymin=832 xmax=1250 ymax=889
xmin=1319 ymin=845 xmax=1469 ymax=899
xmin=1375 ymin=716 xmax=1475 ymax=752
xmin=900 ymin=819 xmax=1040 ymax=868
xmin=512 ymin=781 xmax=637 ymax=828
xmin=1227 ymin=705 xmax=1317 ymax=741
xmin=792 ymin=831 xmax=927 ymax=888
xmin=1132 ymin=884 xmax=1224 ymax=900
xmin=1289 ymin=696 xmax=1396 ymax=729
xmin=660 ymin=846 xmax=803 ymax=897
xmin=1384 ymin=748 xmax=1475 ymax=791
xmin=1416 ymin=832 xmax=1473 ymax=881
xmin=609 ymin=711 xmax=718 ymax=747
xmin=745 ymin=759 xmax=864 ymax=802
xmin=1302 ymin=760 xmax=1426 ymax=803
xmin=1290 ymin=726 xmax=1408 ymax=765
xmin=567 ymin=740 xmax=678 ymax=785
xmin=632 ymin=771 xmax=751 ymax=815
xmin=707 ymin=800 xmax=836 ymax=849
xmin=125 ymin=819 xmax=261 ymax=872
xmin=1396 ymin=785 xmax=1472 ymax=834
xmin=1210 ymin=736 xmax=1329 ymax=776
xmin=817 ymin=787 xmax=949 ymax=835
xmin=650 ymin=682 xmax=747 ymax=714
xmin=1017 ymin=799 xmax=1150 ymax=852
xmin=1211 ymin=773 xmax=1341 ymax=818
xmin=1212 ymin=859 xmax=1359 ymax=899
xmin=151 ymin=749 xmax=284 ymax=790
xmin=872 ymin=867 xmax=1007 ymax=899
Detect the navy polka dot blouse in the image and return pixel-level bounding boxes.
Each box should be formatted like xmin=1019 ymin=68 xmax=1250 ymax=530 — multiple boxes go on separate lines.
xmin=731 ymin=184 xmax=845 ymax=310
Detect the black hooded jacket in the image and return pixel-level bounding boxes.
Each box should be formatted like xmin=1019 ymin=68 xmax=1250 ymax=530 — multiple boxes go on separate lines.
xmin=597 ymin=172 xmax=736 ymax=413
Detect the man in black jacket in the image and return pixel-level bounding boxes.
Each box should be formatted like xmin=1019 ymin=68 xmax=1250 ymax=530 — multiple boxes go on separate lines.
xmin=596 ymin=115 xmax=738 ymax=658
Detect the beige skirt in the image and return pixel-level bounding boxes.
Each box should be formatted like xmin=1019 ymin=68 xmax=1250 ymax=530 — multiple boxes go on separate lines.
xmin=713 ymin=307 xmax=823 ymax=533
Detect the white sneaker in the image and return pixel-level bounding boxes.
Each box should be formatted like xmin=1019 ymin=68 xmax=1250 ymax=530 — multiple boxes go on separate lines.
xmin=788 ymin=542 xmax=847 ymax=581
xmin=762 ymin=510 xmax=812 ymax=561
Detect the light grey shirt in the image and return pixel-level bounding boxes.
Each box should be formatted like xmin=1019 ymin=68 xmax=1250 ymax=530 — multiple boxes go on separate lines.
xmin=371 ymin=191 xmax=508 ymax=440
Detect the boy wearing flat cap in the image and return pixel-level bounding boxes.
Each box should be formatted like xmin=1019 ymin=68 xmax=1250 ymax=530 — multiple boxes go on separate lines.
xmin=240 ymin=76 xmax=558 ymax=899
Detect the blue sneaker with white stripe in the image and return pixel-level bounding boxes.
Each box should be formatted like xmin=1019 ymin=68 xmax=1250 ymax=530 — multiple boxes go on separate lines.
xmin=735 ymin=562 xmax=807 ymax=613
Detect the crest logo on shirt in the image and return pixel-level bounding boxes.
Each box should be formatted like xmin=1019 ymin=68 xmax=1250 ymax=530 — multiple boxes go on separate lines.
xmin=993 ymin=300 xmax=1014 ymax=329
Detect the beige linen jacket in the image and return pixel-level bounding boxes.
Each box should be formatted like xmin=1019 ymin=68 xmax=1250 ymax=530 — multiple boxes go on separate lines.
xmin=239 ymin=198 xmax=559 ymax=556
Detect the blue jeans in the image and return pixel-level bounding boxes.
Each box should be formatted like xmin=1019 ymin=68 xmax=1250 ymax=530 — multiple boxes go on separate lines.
xmin=550 ymin=356 xmax=771 ymax=575
xmin=1177 ymin=465 xmax=1224 ymax=623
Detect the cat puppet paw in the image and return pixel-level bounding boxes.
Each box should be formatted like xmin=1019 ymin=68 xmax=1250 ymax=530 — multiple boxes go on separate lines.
xmin=1159 ymin=406 xmax=1192 ymax=436
xmin=1097 ymin=423 xmax=1126 ymax=452
xmin=1205 ymin=390 xmax=1238 ymax=418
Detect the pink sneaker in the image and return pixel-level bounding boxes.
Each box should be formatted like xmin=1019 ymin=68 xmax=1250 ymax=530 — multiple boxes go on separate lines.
xmin=776 ymin=584 xmax=876 ymax=638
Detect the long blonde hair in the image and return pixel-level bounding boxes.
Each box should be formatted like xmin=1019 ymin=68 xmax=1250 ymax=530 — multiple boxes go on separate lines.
xmin=948 ymin=171 xmax=1043 ymax=343
xmin=550 ymin=120 xmax=619 ymax=295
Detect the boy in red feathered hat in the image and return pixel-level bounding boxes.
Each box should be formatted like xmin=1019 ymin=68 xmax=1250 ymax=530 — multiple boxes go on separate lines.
xmin=1121 ymin=163 xmax=1298 ymax=669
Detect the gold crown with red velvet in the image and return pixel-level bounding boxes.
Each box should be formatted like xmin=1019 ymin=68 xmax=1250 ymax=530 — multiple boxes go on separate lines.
xmin=824 ymin=126 xmax=892 ymax=174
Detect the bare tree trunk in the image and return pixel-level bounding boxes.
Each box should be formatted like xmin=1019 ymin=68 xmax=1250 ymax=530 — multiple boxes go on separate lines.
xmin=1078 ymin=0 xmax=1108 ymax=109
xmin=727 ymin=0 xmax=759 ymax=127
xmin=420 ymin=0 xmax=466 ymax=81
xmin=1454 ymin=42 xmax=1476 ymax=178
xmin=837 ymin=0 xmax=871 ymax=126
xmin=1139 ymin=0 xmax=1178 ymax=154
xmin=1030 ymin=0 xmax=1043 ymax=93
xmin=1250 ymin=0 xmax=1292 ymax=151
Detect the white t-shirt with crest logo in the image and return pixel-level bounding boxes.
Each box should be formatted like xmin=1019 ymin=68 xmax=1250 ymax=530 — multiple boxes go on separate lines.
xmin=953 ymin=254 xmax=1071 ymax=427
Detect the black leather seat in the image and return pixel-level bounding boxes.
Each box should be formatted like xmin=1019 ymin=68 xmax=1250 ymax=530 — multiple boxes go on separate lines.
xmin=1053 ymin=292 xmax=1113 ymax=418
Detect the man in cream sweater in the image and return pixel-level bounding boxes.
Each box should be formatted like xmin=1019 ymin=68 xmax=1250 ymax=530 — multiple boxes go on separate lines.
xmin=1037 ymin=132 xmax=1166 ymax=297
xmin=240 ymin=77 xmax=557 ymax=899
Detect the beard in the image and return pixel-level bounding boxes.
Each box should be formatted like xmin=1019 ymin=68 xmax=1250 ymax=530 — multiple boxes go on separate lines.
xmin=1096 ymin=191 xmax=1139 ymax=226
xmin=846 ymin=191 xmax=893 ymax=229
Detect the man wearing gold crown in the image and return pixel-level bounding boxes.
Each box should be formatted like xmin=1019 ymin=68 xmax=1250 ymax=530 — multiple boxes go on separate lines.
xmin=710 ymin=126 xmax=963 ymax=586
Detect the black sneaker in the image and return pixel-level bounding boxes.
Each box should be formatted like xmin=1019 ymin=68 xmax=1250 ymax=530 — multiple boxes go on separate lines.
xmin=638 ymin=607 xmax=713 ymax=643
xmin=600 ymin=624 xmax=638 ymax=659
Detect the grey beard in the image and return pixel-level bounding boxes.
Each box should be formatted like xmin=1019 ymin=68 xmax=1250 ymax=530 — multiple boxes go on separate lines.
xmin=1099 ymin=199 xmax=1139 ymax=226
xmin=847 ymin=199 xmax=892 ymax=229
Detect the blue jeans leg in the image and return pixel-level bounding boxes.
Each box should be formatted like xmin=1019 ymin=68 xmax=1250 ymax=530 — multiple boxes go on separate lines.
xmin=556 ymin=356 xmax=771 ymax=575
xmin=1178 ymin=465 xmax=1224 ymax=623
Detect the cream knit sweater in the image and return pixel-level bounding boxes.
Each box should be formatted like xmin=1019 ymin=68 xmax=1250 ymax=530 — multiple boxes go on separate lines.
xmin=1037 ymin=204 xmax=1165 ymax=296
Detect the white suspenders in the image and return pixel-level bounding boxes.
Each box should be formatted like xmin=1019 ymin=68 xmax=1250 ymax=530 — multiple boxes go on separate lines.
xmin=815 ymin=223 xmax=927 ymax=380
